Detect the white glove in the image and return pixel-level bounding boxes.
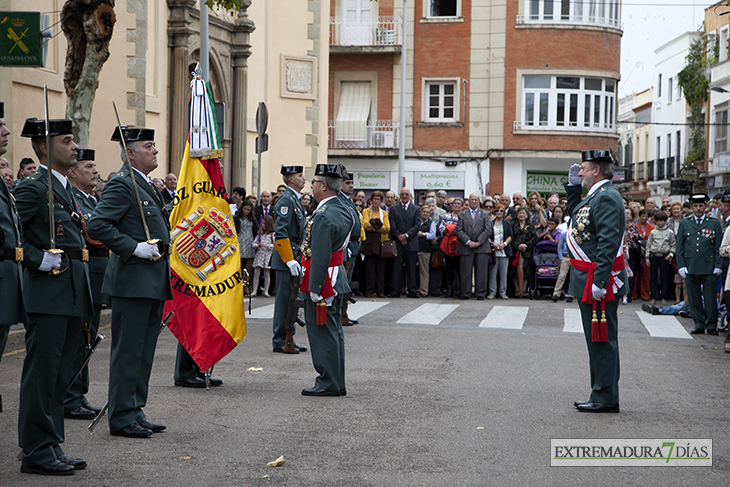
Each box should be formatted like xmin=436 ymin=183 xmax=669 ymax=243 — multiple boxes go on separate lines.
xmin=568 ymin=163 xmax=582 ymax=186
xmin=133 ymin=242 xmax=161 ymax=261
xmin=678 ymin=267 xmax=688 ymax=279
xmin=38 ymin=251 xmax=62 ymax=272
xmin=286 ymin=260 xmax=301 ymax=276
xmin=714 ymin=268 xmax=722 ymax=276
xmin=309 ymin=292 xmax=335 ymax=306
xmin=591 ymin=284 xmax=607 ymax=301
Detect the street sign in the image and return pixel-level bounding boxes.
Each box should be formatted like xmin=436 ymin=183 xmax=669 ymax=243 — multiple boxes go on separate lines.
xmin=256 ymin=102 xmax=267 ymax=136
xmin=0 ymin=12 xmax=43 ymax=67
xmin=255 ymin=134 xmax=268 ymax=154
xmin=680 ymin=165 xmax=700 ymax=181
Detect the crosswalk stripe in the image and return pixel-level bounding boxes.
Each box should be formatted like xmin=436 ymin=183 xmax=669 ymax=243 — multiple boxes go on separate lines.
xmin=479 ymin=306 xmax=529 ymax=329
xmin=247 ymin=303 xmax=275 ymax=320
xmin=563 ymin=309 xmax=584 ymax=334
xmin=635 ymin=311 xmax=693 ymax=339
xmin=348 ymin=301 xmax=390 ymax=321
xmin=396 ymin=303 xmax=459 ymax=325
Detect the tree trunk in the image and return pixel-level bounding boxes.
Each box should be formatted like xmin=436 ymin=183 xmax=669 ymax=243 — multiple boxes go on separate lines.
xmin=61 ymin=0 xmax=116 ymax=148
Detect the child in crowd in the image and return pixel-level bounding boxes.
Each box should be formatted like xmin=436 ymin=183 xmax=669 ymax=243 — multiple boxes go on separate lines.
xmin=252 ymin=215 xmax=275 ymax=297
xmin=538 ymin=217 xmax=561 ymax=242
xmin=644 ymin=210 xmax=675 ymax=306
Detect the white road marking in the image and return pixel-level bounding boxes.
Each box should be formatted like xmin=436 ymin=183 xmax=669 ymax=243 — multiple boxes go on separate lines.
xmin=396 ymin=303 xmax=459 ymax=325
xmin=347 ymin=301 xmax=390 ymax=321
xmin=479 ymin=306 xmax=529 ymax=329
xmin=247 ymin=303 xmax=275 ymax=319
xmin=635 ymin=311 xmax=693 ymax=339
xmin=563 ymin=308 xmax=584 ymax=334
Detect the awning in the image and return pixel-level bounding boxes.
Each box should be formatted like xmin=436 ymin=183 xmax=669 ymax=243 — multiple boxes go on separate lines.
xmin=335 ymin=81 xmax=371 ymax=143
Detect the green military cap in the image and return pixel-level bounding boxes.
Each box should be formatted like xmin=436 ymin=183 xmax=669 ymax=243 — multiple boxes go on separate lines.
xmin=280 ymin=165 xmax=303 ymax=175
xmin=20 ymin=118 xmax=73 ymax=137
xmin=77 ymin=149 xmax=95 ymax=161
xmin=314 ymin=164 xmax=343 ymax=178
xmin=111 ymin=126 xmax=155 ymax=142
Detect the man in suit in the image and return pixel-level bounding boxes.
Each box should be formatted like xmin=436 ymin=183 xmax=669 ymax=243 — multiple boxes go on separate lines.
xmin=87 ymin=127 xmax=172 ymax=438
xmin=161 ymin=172 xmax=177 ymax=204
xmin=456 ymin=193 xmax=492 ymax=300
xmin=271 ymin=165 xmax=307 ymax=353
xmin=300 ymin=164 xmax=352 ymax=396
xmin=254 ymin=190 xmax=274 ymax=226
xmin=0 ymin=102 xmax=25 ymax=415
xmin=388 ymin=187 xmax=421 ymax=298
xmin=15 ymin=118 xmax=93 ymax=475
xmin=339 ymin=170 xmax=361 ymax=326
xmin=63 ymin=149 xmax=106 ymax=420
xmin=566 ymin=150 xmax=628 ymax=414
xmin=676 ymin=193 xmax=723 ymax=335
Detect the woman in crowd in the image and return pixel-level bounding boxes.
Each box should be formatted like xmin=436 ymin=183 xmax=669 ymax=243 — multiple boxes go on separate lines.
xmin=511 ymin=206 xmax=537 ymax=298
xmin=441 ymin=197 xmax=463 ymax=297
xmin=627 ymin=208 xmax=653 ymax=300
xmin=416 ymin=205 xmax=437 ymax=297
xmin=483 ymin=198 xmax=495 ymax=221
xmin=667 ymin=201 xmax=685 ymax=303
xmin=629 ymin=202 xmax=641 ymax=223
xmin=527 ymin=191 xmax=548 ymax=232
xmin=488 ymin=204 xmax=512 ymax=299
xmin=362 ymin=190 xmax=390 ymax=298
xmin=235 ymin=200 xmax=258 ymax=285
xmin=301 ymin=193 xmax=312 ymax=217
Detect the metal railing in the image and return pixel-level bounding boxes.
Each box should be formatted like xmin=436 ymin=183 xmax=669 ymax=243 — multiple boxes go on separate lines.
xmin=329 ymin=16 xmax=402 ymax=47
xmin=657 ymin=158 xmax=665 ymax=181
xmin=627 ymin=162 xmax=635 ymax=182
xmin=636 ymin=162 xmax=645 ymax=181
xmin=666 ymin=156 xmax=676 ymax=179
xmin=647 ymin=160 xmax=655 ymax=181
xmin=328 ymin=120 xmax=399 ymax=149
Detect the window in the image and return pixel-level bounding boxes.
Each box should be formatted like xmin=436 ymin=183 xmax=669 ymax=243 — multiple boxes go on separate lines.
xmin=520 ymin=75 xmax=616 ymax=131
xmin=521 ymin=0 xmax=620 ymax=28
xmin=715 ymin=108 xmax=728 ymax=155
xmin=721 ymin=27 xmax=729 ymax=63
xmin=335 ymin=81 xmax=372 ymax=146
xmin=667 ymin=78 xmax=673 ymax=104
xmin=657 ymin=74 xmax=662 ymax=98
xmin=425 ymin=80 xmax=457 ymax=123
xmin=667 ymin=135 xmax=672 ymax=158
xmin=676 ymin=131 xmax=681 ymax=163
xmin=429 ymin=0 xmax=458 ymax=18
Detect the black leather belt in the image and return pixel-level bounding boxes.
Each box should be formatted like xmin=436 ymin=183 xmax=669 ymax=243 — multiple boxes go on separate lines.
xmin=88 ymin=247 xmax=109 ymax=258
xmin=60 ymin=247 xmax=89 ymax=263
xmin=0 ymin=247 xmax=23 ymax=262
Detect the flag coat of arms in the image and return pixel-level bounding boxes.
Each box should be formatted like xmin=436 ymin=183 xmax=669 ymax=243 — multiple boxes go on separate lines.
xmin=165 ymin=70 xmax=246 ymax=371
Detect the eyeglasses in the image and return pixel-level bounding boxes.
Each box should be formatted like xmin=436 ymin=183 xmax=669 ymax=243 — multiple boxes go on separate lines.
xmin=495 ymin=209 xmax=504 ymax=212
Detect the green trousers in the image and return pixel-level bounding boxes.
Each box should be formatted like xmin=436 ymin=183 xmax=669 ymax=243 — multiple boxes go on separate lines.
xmin=108 ymin=297 xmax=164 ymax=432
xmin=272 ymin=269 xmax=295 ymax=349
xmin=304 ymin=295 xmax=345 ymax=392
xmin=18 ymin=314 xmax=82 ymax=466
xmin=578 ymin=298 xmax=620 ymax=405
xmin=64 ymin=303 xmax=102 ymax=412
xmin=174 ymin=342 xmax=202 ymax=381
xmin=685 ymin=274 xmax=718 ymax=331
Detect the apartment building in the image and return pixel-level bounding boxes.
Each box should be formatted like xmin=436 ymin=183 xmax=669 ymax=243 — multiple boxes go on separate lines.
xmin=327 ymin=0 xmax=621 ymax=199
xmin=706 ymin=2 xmax=730 ymax=195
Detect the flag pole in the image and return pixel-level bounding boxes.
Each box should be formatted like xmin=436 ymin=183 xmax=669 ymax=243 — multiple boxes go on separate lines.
xmin=200 ymin=0 xmax=210 ymax=80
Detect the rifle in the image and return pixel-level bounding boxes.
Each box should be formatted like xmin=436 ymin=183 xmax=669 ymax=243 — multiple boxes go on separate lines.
xmin=88 ymin=311 xmax=174 ymax=432
xmin=283 ymin=273 xmax=306 ymax=353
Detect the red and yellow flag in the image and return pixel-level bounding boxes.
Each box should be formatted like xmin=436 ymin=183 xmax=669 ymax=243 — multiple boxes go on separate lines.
xmin=164 ymin=141 xmax=246 ymax=371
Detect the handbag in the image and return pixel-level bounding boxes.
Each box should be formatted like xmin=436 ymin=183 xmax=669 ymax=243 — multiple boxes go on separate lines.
xmin=380 ymin=240 xmax=398 ymax=259
xmin=430 ymin=250 xmax=445 ymax=270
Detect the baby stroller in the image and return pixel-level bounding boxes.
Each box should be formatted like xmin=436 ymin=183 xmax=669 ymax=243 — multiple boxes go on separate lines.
xmin=530 ymin=240 xmax=560 ymax=300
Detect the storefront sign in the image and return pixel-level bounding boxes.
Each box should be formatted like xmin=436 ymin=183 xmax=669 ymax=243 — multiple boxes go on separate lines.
xmin=670 ymin=178 xmax=692 ymax=195
xmin=680 ymin=165 xmax=700 ymax=181
xmin=413 ymin=172 xmax=465 ymax=190
xmin=0 ymin=13 xmax=43 ymax=67
xmin=526 ymin=171 xmax=568 ymax=196
xmin=353 ymin=171 xmax=390 ymax=189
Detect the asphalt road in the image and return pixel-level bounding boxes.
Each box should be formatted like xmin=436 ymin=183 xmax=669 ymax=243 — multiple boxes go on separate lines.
xmin=0 ymin=296 xmax=728 ymax=486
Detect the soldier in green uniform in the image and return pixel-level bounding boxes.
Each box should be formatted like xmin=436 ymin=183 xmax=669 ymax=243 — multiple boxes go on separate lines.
xmin=271 ymin=165 xmax=308 ymax=353
xmin=339 ymin=170 xmax=361 ymax=326
xmin=300 ymin=164 xmax=354 ymax=396
xmin=0 ymin=102 xmax=25 ymax=415
xmin=87 ymin=127 xmax=172 ymax=438
xmin=565 ymin=151 xmax=627 ymax=414
xmin=63 ymin=149 xmax=106 ymax=419
xmin=676 ymin=194 xmax=723 ymax=335
xmin=15 ymin=118 xmax=93 ymax=475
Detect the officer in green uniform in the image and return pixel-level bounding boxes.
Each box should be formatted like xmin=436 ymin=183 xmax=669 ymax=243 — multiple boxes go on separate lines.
xmin=339 ymin=170 xmax=361 ymax=326
xmin=565 ymin=151 xmax=627 ymax=414
xmin=676 ymin=194 xmax=723 ymax=335
xmin=271 ymin=165 xmax=307 ymax=353
xmin=87 ymin=127 xmax=172 ymax=438
xmin=300 ymin=164 xmax=353 ymax=396
xmin=0 ymin=102 xmax=25 ymax=415
xmin=63 ymin=149 xmax=107 ymax=419
xmin=15 ymin=118 xmax=93 ymax=475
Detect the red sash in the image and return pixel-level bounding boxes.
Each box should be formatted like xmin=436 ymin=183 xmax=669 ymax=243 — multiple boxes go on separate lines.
xmin=300 ymin=249 xmax=345 ymax=299
xmin=570 ymin=255 xmax=625 ymax=342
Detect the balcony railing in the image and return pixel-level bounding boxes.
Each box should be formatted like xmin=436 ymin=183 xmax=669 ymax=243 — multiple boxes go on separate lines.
xmin=627 ymin=162 xmax=635 ymax=182
xmin=636 ymin=162 xmax=645 ymax=181
xmin=330 ymin=16 xmax=402 ymax=47
xmin=516 ymin=0 xmax=621 ymax=29
xmin=328 ymin=120 xmax=399 ymax=150
xmin=666 ymin=156 xmax=676 ymax=179
xmin=657 ymin=158 xmax=665 ymax=181
xmin=647 ymin=160 xmax=655 ymax=181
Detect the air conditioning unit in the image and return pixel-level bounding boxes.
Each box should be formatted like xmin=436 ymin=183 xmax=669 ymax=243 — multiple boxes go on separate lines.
xmin=370 ymin=131 xmax=395 ymax=148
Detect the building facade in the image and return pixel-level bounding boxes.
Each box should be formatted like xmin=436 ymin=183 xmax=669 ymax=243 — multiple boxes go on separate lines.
xmin=706 ymin=2 xmax=730 ymax=195
xmin=327 ymin=0 xmax=622 ymax=200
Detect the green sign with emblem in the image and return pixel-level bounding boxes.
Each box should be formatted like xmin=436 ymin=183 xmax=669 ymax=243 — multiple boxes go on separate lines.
xmin=0 ymin=12 xmax=43 ymax=67
xmin=526 ymin=170 xmax=568 ymax=196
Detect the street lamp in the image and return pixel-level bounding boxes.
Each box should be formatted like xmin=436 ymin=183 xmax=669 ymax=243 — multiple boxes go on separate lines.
xmin=711 ymin=86 xmax=730 ymax=94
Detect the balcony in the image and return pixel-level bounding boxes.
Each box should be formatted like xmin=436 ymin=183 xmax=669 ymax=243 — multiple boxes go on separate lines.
xmin=328 ymin=120 xmax=399 ymax=150
xmin=647 ymin=160 xmax=655 ymax=181
xmin=329 ymin=17 xmax=402 ymax=53
xmin=513 ymin=120 xmax=616 ymax=134
xmin=656 ymin=158 xmax=665 ymax=181
xmin=666 ymin=156 xmax=676 ymax=179
xmin=516 ymin=0 xmax=621 ymax=30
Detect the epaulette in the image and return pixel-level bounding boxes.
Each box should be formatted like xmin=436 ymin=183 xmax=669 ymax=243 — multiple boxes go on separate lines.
xmin=27 ymin=172 xmax=42 ymax=182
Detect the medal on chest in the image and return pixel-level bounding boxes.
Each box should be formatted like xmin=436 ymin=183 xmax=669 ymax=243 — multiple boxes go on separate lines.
xmin=570 ymin=206 xmax=592 ymax=245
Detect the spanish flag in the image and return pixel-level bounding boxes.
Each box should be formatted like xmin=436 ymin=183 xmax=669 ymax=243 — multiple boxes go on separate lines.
xmin=164 ymin=68 xmax=246 ymax=371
